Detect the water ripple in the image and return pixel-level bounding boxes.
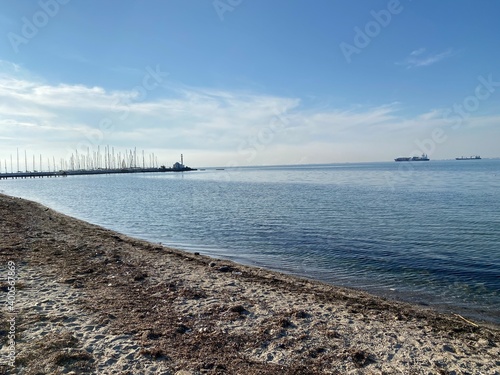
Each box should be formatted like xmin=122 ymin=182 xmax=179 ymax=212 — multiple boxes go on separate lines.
xmin=2 ymin=161 xmax=499 ymax=323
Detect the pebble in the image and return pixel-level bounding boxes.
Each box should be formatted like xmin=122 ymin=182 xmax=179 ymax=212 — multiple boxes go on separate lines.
xmin=443 ymin=344 xmax=456 ymax=353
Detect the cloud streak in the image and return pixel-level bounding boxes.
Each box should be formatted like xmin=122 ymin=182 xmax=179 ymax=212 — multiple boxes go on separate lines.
xmin=399 ymin=48 xmax=456 ymax=68
xmin=0 ymin=62 xmax=498 ymax=166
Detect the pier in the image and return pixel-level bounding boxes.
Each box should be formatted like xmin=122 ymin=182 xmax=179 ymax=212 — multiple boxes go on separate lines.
xmin=0 ymin=166 xmax=196 ymax=180
xmin=0 ymin=148 xmax=197 ymax=180
xmin=1 ymin=147 xmax=197 ymax=180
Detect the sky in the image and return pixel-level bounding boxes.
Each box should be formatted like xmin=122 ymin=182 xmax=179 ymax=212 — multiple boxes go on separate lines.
xmin=1 ymin=0 xmax=500 ymax=169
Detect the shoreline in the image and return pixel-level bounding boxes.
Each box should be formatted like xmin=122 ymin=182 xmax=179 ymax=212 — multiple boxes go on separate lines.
xmin=0 ymin=193 xmax=499 ymax=374
xmin=3 ymin=190 xmax=497 ymax=327
xmin=169 ymin=247 xmax=499 ymax=327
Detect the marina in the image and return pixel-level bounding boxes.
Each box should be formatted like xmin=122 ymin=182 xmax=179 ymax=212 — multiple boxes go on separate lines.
xmin=0 ymin=148 xmax=196 ymax=179
xmin=0 ymin=166 xmax=197 ymax=180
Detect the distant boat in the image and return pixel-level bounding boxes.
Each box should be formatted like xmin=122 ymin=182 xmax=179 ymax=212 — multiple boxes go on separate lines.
xmin=395 ymin=154 xmax=429 ymax=162
xmin=456 ymin=155 xmax=481 ymax=160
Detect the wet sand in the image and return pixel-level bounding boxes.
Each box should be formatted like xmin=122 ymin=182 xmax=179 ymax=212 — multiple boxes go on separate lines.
xmin=0 ymin=193 xmax=499 ymax=374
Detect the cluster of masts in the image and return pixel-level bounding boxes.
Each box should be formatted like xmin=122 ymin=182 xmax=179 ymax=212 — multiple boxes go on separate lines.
xmin=2 ymin=147 xmax=162 ymax=174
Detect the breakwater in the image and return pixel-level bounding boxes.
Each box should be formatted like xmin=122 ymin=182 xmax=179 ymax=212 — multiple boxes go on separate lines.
xmin=0 ymin=166 xmax=196 ymax=180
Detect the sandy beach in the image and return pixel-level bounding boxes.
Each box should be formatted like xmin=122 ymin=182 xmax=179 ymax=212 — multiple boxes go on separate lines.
xmin=0 ymin=193 xmax=499 ymax=374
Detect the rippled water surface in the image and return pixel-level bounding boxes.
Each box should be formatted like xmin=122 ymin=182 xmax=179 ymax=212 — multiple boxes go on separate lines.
xmin=2 ymin=160 xmax=499 ymax=323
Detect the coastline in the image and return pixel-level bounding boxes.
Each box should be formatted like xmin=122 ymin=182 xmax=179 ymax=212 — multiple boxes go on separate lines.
xmin=0 ymin=193 xmax=498 ymax=374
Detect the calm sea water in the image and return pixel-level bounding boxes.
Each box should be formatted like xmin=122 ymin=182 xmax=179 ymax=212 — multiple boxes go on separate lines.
xmin=2 ymin=160 xmax=499 ymax=323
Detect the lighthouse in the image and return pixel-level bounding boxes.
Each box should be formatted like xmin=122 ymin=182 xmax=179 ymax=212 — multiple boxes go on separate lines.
xmin=173 ymin=154 xmax=185 ymax=171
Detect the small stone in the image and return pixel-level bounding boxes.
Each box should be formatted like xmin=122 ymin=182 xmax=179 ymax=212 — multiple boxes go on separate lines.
xmin=278 ymin=317 xmax=293 ymax=328
xmin=176 ymin=324 xmax=190 ymax=334
xmin=229 ymin=305 xmax=247 ymax=314
xmin=141 ymin=330 xmax=150 ymax=342
xmin=294 ymin=310 xmax=310 ymax=319
xmin=175 ymin=371 xmax=192 ymax=375
xmin=443 ymin=344 xmax=456 ymax=353
xmin=133 ymin=273 xmax=147 ymax=281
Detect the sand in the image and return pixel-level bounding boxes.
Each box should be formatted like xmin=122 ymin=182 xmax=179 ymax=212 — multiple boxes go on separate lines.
xmin=0 ymin=193 xmax=499 ymax=374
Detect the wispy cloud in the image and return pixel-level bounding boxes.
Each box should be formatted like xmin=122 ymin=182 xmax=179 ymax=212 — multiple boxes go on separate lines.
xmin=399 ymin=48 xmax=456 ymax=68
xmin=0 ymin=60 xmax=22 ymax=75
xmin=0 ymin=62 xmax=498 ymax=166
xmin=410 ymin=48 xmax=426 ymax=57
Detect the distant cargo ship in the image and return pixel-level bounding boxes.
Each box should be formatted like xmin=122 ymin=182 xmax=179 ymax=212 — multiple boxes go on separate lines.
xmin=456 ymin=155 xmax=481 ymax=160
xmin=395 ymin=154 xmax=429 ymax=162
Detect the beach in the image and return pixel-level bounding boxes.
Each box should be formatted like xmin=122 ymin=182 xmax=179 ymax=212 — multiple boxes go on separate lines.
xmin=0 ymin=193 xmax=499 ymax=375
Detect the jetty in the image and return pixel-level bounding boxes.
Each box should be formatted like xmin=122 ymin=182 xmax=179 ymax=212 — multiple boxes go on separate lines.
xmin=0 ymin=166 xmax=196 ymax=180
xmin=0 ymin=148 xmax=196 ymax=180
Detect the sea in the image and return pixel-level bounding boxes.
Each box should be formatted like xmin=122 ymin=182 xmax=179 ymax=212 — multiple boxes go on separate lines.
xmin=1 ymin=160 xmax=499 ymax=324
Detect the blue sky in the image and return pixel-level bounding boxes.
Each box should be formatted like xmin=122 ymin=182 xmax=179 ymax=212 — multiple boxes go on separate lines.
xmin=1 ymin=0 xmax=499 ymax=169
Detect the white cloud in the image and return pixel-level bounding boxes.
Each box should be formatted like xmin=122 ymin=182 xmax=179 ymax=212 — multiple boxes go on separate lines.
xmin=0 ymin=60 xmax=21 ymax=73
xmin=0 ymin=63 xmax=499 ymax=168
xmin=410 ymin=48 xmax=426 ymax=56
xmin=399 ymin=48 xmax=456 ymax=68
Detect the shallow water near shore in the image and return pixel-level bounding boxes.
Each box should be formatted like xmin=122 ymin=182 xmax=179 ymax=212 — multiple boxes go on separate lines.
xmin=2 ymin=160 xmax=499 ymax=323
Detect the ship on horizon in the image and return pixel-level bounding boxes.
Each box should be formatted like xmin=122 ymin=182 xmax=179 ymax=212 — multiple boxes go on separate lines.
xmin=456 ymin=155 xmax=481 ymax=160
xmin=395 ymin=153 xmax=429 ymax=162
